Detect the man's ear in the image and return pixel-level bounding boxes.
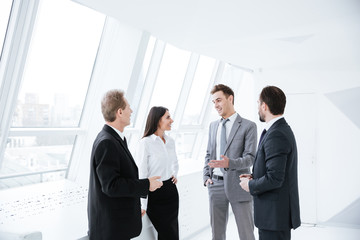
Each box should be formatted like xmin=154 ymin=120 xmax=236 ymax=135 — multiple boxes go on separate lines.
xmin=262 ymin=102 xmax=268 ymax=111
xmin=227 ymin=95 xmax=233 ymax=104
xmin=117 ymin=108 xmax=123 ymax=116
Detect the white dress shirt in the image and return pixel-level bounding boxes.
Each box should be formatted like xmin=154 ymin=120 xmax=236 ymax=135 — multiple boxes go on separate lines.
xmin=213 ymin=112 xmax=238 ymax=177
xmin=265 ymin=116 xmax=284 ymax=131
xmin=135 ymin=134 xmax=179 ymax=209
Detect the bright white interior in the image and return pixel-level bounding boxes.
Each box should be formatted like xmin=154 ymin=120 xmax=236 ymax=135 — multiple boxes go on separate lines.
xmin=73 ymin=0 xmax=360 ymax=225
xmin=0 ymin=0 xmax=359 ymax=239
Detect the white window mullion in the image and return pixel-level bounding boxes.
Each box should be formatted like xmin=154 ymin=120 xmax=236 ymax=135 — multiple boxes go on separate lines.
xmin=126 ymin=31 xmax=151 ymax=108
xmin=172 ymin=53 xmax=199 ymax=130
xmin=0 ymin=0 xmax=40 ymax=168
xmin=8 ymin=128 xmax=86 ymax=137
xmin=133 ymin=39 xmax=166 ymax=133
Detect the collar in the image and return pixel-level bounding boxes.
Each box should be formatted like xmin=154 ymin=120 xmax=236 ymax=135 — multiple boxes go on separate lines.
xmin=222 ymin=112 xmax=237 ymax=122
xmin=265 ymin=116 xmax=284 ymax=131
xmin=106 ymin=124 xmax=125 ymax=140
xmin=150 ymin=133 xmax=168 ymax=141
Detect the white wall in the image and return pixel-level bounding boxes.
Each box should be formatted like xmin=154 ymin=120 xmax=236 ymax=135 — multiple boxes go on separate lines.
xmin=285 ymin=93 xmax=318 ymax=224
xmin=316 ymin=94 xmax=360 ymax=223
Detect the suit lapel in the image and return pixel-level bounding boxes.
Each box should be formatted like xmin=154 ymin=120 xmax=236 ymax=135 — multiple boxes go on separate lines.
xmin=213 ymin=119 xmax=221 ymax=156
xmin=223 ymin=114 xmax=242 ymax=154
xmin=103 ymin=125 xmax=137 ymax=167
xmin=118 ymin=138 xmax=135 ymax=162
xmin=254 ymin=118 xmax=286 ymax=161
xmin=257 ymin=131 xmax=268 ymax=152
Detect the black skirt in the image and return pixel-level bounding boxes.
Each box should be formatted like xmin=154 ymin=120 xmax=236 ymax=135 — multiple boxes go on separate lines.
xmin=147 ymin=178 xmax=179 ymax=240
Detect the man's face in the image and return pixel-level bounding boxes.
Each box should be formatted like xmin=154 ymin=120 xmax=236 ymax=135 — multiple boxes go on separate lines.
xmin=212 ymin=91 xmax=233 ymax=118
xmin=120 ymin=98 xmax=133 ymax=127
xmin=258 ymin=100 xmax=265 ymax=122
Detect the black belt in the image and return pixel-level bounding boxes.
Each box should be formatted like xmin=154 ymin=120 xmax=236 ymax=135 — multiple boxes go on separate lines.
xmin=212 ymin=174 xmax=224 ymax=180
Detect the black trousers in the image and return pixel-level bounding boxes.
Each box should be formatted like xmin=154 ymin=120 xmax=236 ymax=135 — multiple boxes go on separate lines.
xmin=259 ymin=228 xmax=291 ymax=240
xmin=147 ymin=178 xmax=179 ymax=240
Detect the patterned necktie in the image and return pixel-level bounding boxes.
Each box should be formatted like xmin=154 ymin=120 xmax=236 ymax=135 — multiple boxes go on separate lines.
xmin=258 ymin=129 xmax=267 ymax=147
xmin=220 ymin=118 xmax=229 ymax=155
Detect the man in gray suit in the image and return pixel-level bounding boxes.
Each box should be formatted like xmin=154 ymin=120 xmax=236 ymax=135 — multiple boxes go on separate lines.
xmin=204 ymin=84 xmax=257 ymax=240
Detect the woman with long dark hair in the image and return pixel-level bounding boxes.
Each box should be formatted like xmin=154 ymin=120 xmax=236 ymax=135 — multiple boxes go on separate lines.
xmin=135 ymin=106 xmax=179 ymax=240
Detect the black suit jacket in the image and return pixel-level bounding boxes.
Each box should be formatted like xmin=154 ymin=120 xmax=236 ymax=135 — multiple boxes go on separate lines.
xmin=249 ymin=118 xmax=301 ymax=231
xmin=88 ymin=125 xmax=149 ymax=240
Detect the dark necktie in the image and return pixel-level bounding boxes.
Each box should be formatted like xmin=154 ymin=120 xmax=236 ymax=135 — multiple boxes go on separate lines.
xmin=220 ymin=119 xmax=229 ymax=155
xmin=258 ymin=129 xmax=267 ymax=147
xmin=123 ymin=137 xmax=129 ymax=149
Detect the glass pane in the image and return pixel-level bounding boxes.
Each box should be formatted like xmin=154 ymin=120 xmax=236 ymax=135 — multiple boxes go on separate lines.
xmin=182 ymin=56 xmax=216 ymax=125
xmin=149 ymin=44 xmax=191 ymax=114
xmin=220 ymin=63 xmax=244 ymax=88
xmin=12 ymin=0 xmax=105 ymax=127
xmin=0 ymin=0 xmax=12 ymax=57
xmin=142 ymin=37 xmax=156 ymax=82
xmin=0 ymin=134 xmax=76 ymax=189
xmin=174 ymin=132 xmax=196 ymax=160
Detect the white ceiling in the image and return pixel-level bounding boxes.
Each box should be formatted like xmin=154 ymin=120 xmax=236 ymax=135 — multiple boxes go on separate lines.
xmin=73 ymin=0 xmax=360 ymax=92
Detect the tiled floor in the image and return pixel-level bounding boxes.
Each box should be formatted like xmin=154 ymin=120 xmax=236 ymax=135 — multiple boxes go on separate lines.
xmin=188 ymin=214 xmax=360 ymax=240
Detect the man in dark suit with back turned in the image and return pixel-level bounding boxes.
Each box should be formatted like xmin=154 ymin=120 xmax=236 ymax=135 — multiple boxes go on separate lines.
xmin=240 ymin=86 xmax=301 ymax=240
xmin=88 ymin=89 xmax=163 ymax=240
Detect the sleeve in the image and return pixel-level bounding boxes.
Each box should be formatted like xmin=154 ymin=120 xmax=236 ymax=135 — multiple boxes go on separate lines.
xmin=249 ymin=131 xmax=290 ymax=196
xmin=135 ymin=139 xmax=150 ymax=210
xmin=95 ymin=139 xmax=149 ymax=198
xmin=228 ymin=121 xmax=257 ymax=170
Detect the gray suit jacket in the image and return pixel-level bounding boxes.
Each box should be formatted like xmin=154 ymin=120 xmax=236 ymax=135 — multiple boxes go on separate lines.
xmin=203 ymin=114 xmax=257 ymax=202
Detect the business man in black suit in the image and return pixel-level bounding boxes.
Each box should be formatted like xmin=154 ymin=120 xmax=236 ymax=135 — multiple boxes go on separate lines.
xmin=240 ymin=86 xmax=301 ymax=240
xmin=88 ymin=89 xmax=163 ymax=240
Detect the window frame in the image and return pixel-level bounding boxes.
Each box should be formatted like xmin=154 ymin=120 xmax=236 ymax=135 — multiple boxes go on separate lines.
xmin=0 ymin=0 xmax=105 ymax=187
xmin=0 ymin=0 xmax=41 ymax=169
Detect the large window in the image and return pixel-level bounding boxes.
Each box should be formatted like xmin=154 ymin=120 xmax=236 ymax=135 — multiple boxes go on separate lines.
xmin=13 ymin=0 xmax=104 ymax=127
xmin=0 ymin=1 xmax=256 ymax=188
xmin=0 ymin=0 xmax=105 ymax=189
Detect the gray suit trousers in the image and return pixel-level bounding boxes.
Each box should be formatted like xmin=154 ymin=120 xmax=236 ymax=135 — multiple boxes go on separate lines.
xmin=208 ymin=178 xmax=255 ymax=240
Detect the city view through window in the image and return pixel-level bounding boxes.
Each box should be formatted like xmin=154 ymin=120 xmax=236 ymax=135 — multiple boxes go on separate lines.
xmin=0 ymin=0 xmax=105 ymax=188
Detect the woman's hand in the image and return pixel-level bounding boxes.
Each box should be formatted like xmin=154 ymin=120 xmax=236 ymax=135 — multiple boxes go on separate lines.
xmin=141 ymin=209 xmax=146 ymax=217
xmin=171 ymin=176 xmax=178 ymax=184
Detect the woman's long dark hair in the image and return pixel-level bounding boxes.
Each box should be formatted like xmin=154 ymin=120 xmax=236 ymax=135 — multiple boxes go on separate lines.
xmin=143 ymin=106 xmax=168 ymax=138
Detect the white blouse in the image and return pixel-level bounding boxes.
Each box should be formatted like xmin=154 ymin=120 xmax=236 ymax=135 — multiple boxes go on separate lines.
xmin=135 ymin=134 xmax=179 ymax=209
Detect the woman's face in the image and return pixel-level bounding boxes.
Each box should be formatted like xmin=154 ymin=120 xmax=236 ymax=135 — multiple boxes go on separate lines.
xmin=158 ymin=110 xmax=173 ymax=131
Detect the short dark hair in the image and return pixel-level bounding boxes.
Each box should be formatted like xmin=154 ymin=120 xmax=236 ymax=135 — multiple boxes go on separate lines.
xmin=259 ymin=86 xmax=286 ymax=115
xmin=210 ymin=84 xmax=234 ymax=104
xmin=101 ymin=89 xmax=126 ymax=122
xmin=143 ymin=106 xmax=169 ymax=138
